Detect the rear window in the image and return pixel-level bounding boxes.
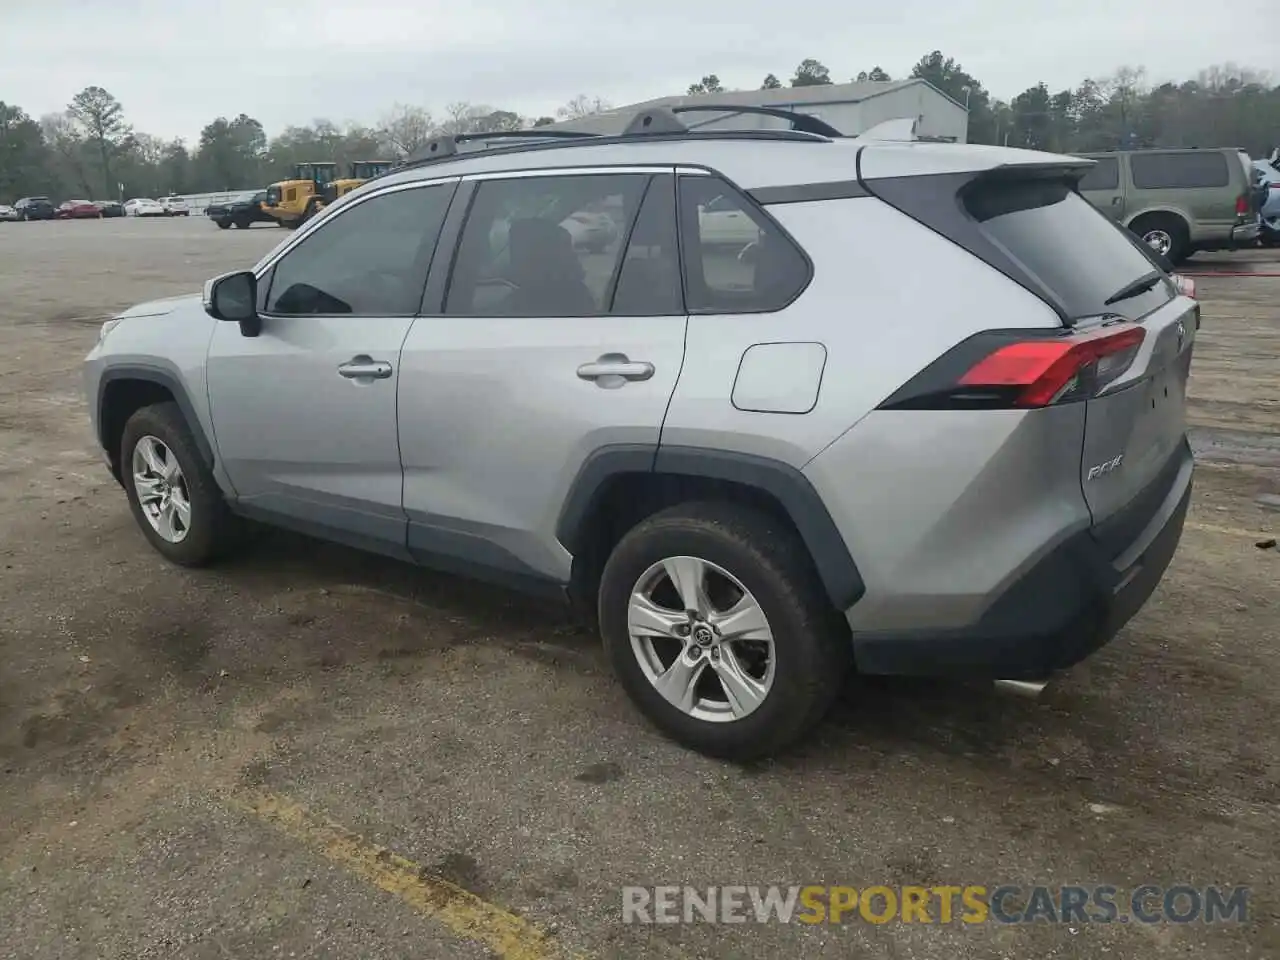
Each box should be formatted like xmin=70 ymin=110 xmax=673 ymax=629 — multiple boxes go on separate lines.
xmin=963 ymin=177 xmax=1173 ymax=321
xmin=1130 ymin=151 xmax=1229 ymax=189
xmin=1077 ymin=157 xmax=1119 ymax=191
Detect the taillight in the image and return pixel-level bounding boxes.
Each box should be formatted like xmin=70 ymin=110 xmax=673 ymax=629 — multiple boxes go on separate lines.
xmin=878 ymin=324 xmax=1146 ymax=411
xmin=1170 ymin=273 xmax=1196 ymax=299
xmin=1270 ymin=182 xmax=1280 ymax=190
xmin=1236 ymin=194 xmax=1249 ymax=215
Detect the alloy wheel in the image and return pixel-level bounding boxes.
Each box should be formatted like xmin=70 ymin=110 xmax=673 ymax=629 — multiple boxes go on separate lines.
xmin=627 ymin=556 xmax=776 ymax=723
xmin=131 ymin=436 xmax=192 ymax=543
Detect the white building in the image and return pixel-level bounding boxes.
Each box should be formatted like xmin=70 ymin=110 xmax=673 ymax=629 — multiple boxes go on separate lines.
xmin=548 ymin=79 xmax=968 ymax=142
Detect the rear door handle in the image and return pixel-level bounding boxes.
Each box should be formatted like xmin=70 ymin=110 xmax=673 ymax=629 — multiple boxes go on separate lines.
xmin=577 ymin=353 xmax=655 ymax=384
xmin=338 ymin=355 xmax=393 ymax=380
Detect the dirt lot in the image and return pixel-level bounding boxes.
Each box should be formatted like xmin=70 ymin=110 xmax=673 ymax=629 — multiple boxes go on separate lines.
xmin=1 ymin=217 xmax=1277 ymax=959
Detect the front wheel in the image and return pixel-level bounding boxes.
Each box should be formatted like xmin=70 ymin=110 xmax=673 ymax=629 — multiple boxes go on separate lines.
xmin=598 ymin=502 xmax=849 ymax=760
xmin=120 ymin=402 xmax=242 ymax=566
xmin=216 ymin=220 xmax=231 ymax=230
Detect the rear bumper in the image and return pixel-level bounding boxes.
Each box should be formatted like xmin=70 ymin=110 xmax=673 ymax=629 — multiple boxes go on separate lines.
xmin=852 ymin=440 xmax=1193 ymax=680
xmin=1230 ymin=220 xmax=1260 ymax=245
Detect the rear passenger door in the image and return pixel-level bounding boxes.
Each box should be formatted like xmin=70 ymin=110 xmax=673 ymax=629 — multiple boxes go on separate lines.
xmin=396 ymin=168 xmax=687 ymax=586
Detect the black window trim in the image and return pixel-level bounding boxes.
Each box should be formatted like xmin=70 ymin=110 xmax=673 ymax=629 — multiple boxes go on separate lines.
xmin=431 ymin=164 xmax=686 ymax=320
xmin=675 ymin=169 xmax=814 ymax=316
xmin=256 ymin=178 xmax=461 ymax=320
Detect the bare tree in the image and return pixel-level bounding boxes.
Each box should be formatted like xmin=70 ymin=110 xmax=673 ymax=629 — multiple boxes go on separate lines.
xmin=377 ymin=103 xmax=436 ymax=157
xmin=67 ymin=86 xmax=131 ymax=196
xmin=556 ymin=95 xmax=612 ymax=120
xmin=40 ymin=113 xmax=93 ymax=196
xmin=438 ymin=102 xmax=493 ymax=136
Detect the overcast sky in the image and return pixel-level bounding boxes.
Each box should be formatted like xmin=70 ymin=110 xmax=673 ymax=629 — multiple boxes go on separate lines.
xmin=1 ymin=0 xmax=1273 ymax=143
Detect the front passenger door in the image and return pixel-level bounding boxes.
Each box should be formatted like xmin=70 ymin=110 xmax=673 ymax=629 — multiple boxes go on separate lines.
xmin=205 ymin=179 xmax=458 ymax=558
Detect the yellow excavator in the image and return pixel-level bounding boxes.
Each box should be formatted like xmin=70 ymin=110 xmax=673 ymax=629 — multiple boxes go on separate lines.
xmin=262 ymin=160 xmax=397 ymax=229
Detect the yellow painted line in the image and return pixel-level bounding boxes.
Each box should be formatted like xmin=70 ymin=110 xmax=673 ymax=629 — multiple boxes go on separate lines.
xmin=1185 ymin=521 xmax=1273 ymax=540
xmin=233 ymin=790 xmax=586 ymax=960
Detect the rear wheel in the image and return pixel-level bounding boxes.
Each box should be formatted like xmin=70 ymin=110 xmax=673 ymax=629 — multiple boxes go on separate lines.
xmin=1131 ymin=214 xmax=1189 ymax=264
xmin=216 ymin=220 xmax=231 ymax=230
xmin=598 ymin=502 xmax=849 ymax=760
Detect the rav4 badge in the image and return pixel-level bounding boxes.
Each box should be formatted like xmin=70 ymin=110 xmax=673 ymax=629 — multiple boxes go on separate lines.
xmin=1087 ymin=454 xmax=1124 ymax=481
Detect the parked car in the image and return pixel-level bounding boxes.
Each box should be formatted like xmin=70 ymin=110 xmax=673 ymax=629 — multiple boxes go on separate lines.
xmin=56 ymin=200 xmax=102 ymax=220
xmin=1252 ymin=154 xmax=1280 ymax=246
xmin=125 ymin=198 xmax=166 ymax=217
xmin=85 ymin=120 xmax=1197 ymax=760
xmin=1076 ymin=147 xmax=1261 ymax=262
xmin=0 ymin=204 xmax=19 ymax=222
xmin=160 ymin=196 xmax=189 ymax=217
xmin=697 ymin=192 xmax=761 ymax=247
xmin=97 ymin=201 xmax=125 ymax=218
xmin=14 ymin=196 xmax=57 ymax=221
xmin=206 ymin=192 xmax=273 ymax=230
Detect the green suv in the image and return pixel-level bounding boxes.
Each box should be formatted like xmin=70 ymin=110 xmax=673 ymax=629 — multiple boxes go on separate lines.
xmin=1077 ymin=148 xmax=1260 ymax=263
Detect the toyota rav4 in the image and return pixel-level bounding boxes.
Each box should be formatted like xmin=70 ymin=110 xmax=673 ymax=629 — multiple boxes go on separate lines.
xmin=83 ymin=110 xmax=1197 ymax=759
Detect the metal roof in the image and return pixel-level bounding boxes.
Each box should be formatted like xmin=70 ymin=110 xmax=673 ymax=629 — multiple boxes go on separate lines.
xmin=545 ymin=79 xmax=954 ymax=135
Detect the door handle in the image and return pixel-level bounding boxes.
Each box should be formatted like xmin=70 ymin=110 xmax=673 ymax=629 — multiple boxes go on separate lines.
xmin=576 ymin=353 xmax=655 ymax=384
xmin=1111 ymin=196 xmax=1122 ymax=205
xmin=337 ymin=355 xmax=393 ymax=380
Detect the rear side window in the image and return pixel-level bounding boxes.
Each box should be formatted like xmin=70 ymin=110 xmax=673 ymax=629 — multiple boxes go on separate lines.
xmin=1077 ymin=157 xmax=1119 ymax=191
xmin=1130 ymin=152 xmax=1229 ymax=189
xmin=963 ymin=177 xmax=1173 ymax=321
xmin=445 ymin=172 xmax=650 ymax=317
xmin=678 ymin=175 xmax=809 ymax=314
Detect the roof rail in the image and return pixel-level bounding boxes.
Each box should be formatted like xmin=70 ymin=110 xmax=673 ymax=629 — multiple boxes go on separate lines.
xmin=387 ymin=108 xmax=836 ymax=176
xmin=670 ymin=104 xmax=845 ymax=138
xmin=622 ymin=107 xmax=689 ymax=136
xmin=399 ymin=129 xmax=600 ymax=169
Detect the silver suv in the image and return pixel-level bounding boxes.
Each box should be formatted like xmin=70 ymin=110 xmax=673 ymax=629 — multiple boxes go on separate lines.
xmin=84 ymin=108 xmax=1197 ymax=759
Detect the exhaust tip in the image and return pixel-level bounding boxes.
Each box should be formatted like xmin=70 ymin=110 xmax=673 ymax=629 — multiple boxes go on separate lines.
xmin=993 ymin=678 xmax=1049 ymax=700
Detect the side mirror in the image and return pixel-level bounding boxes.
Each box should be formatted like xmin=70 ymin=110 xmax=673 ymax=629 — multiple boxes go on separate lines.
xmin=203 ymin=270 xmax=261 ymax=337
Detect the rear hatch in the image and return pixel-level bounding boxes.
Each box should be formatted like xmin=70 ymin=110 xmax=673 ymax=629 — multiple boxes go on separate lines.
xmin=960 ymin=173 xmax=1196 ymax=528
xmin=868 ymin=163 xmax=1195 ymax=538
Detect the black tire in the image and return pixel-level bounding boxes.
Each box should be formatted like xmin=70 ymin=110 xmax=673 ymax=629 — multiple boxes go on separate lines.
xmin=598 ymin=502 xmax=850 ymax=760
xmin=120 ymin=402 xmax=242 ymax=567
xmin=1131 ymin=214 xmax=1189 ymax=265
xmin=234 ymin=217 xmax=251 ymax=230
xmin=216 ymin=220 xmax=231 ymax=230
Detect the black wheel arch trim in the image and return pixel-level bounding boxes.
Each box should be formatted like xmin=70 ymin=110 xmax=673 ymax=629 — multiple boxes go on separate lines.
xmin=555 ymin=443 xmax=865 ymax=610
xmin=97 ymin=365 xmax=215 ymax=468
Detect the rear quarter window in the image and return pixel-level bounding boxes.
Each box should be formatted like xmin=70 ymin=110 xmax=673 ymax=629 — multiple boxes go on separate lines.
xmin=677 ymin=175 xmax=811 ymax=314
xmin=1130 ymin=152 xmax=1230 ymax=189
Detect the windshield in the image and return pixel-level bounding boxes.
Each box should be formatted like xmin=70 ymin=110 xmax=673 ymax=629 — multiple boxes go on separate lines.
xmin=963 ymin=177 xmax=1175 ymax=321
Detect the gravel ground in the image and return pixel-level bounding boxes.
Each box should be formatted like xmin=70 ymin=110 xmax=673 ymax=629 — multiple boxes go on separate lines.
xmin=1 ymin=217 xmax=1277 ymax=959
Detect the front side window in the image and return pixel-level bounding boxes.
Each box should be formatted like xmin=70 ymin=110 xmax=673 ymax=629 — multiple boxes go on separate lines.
xmin=678 ymin=175 xmax=810 ymax=314
xmin=265 ymin=182 xmax=455 ymax=317
xmin=445 ymin=173 xmax=650 ymax=316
